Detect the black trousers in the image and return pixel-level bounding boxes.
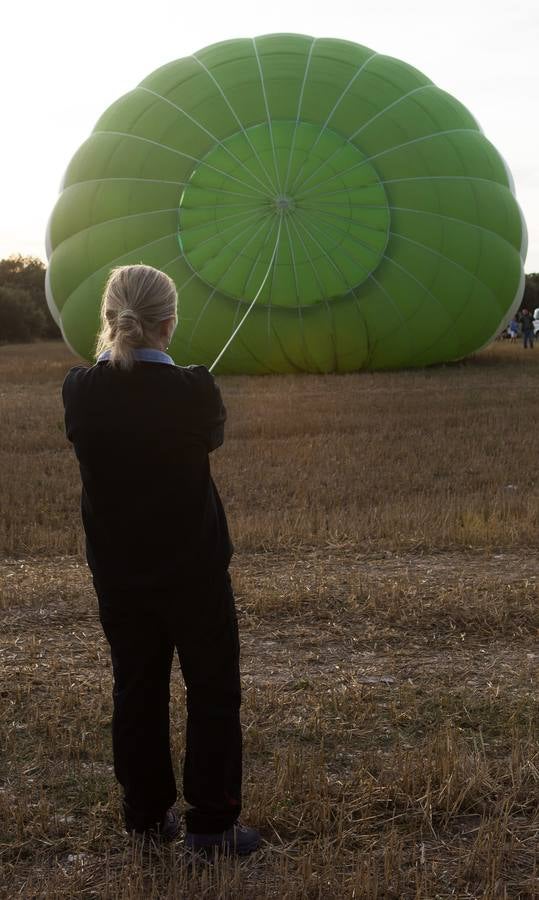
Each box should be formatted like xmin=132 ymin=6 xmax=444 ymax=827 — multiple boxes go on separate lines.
xmin=96 ymin=568 xmax=242 ymax=834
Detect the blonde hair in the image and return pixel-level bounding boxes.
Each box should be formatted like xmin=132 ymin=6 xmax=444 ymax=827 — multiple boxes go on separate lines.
xmin=95 ymin=265 xmax=178 ymax=370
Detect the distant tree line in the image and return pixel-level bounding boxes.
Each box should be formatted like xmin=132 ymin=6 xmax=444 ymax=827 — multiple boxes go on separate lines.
xmin=0 ymin=255 xmax=60 ymax=342
xmin=522 ymin=272 xmax=539 ymax=312
xmin=0 ymin=255 xmax=538 ymax=345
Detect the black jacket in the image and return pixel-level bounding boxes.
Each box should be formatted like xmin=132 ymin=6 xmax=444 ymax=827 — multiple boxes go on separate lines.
xmin=520 ymin=313 xmax=533 ymax=333
xmin=62 ymin=360 xmax=233 ymax=592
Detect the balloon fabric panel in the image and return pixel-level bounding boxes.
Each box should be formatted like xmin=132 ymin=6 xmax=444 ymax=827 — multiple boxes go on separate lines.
xmin=46 ymin=34 xmax=526 ymax=372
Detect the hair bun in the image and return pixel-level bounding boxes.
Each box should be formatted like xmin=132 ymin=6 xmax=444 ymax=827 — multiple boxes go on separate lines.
xmin=116 ymin=307 xmax=144 ymax=343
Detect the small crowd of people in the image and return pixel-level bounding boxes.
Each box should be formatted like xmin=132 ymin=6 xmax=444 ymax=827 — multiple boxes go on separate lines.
xmin=505 ymin=307 xmax=537 ymax=348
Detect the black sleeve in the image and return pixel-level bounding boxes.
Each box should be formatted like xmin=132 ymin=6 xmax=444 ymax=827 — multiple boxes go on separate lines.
xmin=188 ymin=365 xmax=227 ymax=452
xmin=61 ymin=367 xmax=84 ymax=443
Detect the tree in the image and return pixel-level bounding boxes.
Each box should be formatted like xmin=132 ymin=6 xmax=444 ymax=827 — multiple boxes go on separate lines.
xmin=522 ymin=273 xmax=539 ymax=312
xmin=0 ymin=254 xmax=60 ymax=340
xmin=0 ymin=285 xmax=47 ymax=342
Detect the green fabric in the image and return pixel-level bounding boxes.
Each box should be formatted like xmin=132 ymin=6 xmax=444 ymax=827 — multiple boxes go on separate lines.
xmin=46 ymin=34 xmax=527 ymax=372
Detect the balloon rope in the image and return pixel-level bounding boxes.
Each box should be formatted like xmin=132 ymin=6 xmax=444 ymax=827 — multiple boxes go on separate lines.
xmin=209 ymin=218 xmax=283 ymax=373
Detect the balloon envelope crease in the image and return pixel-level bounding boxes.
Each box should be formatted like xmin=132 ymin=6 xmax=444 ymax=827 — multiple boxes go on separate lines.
xmin=46 ymin=33 xmax=527 ymax=373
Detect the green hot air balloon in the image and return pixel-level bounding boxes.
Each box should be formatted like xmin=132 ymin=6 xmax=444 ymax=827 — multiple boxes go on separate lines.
xmin=46 ymin=34 xmax=527 ymax=373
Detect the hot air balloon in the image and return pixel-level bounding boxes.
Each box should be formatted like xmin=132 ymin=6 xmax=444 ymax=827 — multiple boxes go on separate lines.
xmin=46 ymin=34 xmax=527 ymax=373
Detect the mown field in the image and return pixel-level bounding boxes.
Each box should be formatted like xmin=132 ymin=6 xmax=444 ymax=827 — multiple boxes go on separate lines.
xmin=0 ymin=340 xmax=538 ymax=899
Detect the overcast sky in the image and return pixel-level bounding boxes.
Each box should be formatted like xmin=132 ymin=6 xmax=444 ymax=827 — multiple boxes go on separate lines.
xmin=2 ymin=0 xmax=537 ymax=270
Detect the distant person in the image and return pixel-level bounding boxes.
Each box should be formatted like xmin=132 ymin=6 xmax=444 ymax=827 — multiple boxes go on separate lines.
xmin=507 ymin=319 xmax=519 ymax=341
xmin=520 ymin=308 xmax=534 ymax=349
xmin=62 ymin=264 xmax=260 ymax=856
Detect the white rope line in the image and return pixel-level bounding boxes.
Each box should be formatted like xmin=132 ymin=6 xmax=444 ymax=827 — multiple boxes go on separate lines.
xmin=380 ymin=174 xmax=511 ymax=189
xmin=178 ymin=210 xmax=268 ymax=294
xmin=192 ymin=54 xmax=279 ymax=194
xmin=187 ymin=286 xmax=220 ymax=350
xmin=286 ymin=213 xmax=329 ymax=301
xmin=283 ymin=215 xmax=302 ymax=310
xmin=351 ymin=85 xmax=435 ymax=145
xmin=286 ymin=213 xmax=338 ymax=364
xmin=158 ymin=253 xmax=198 ymax=326
xmin=160 ymin=252 xmax=183 ymax=271
xmin=348 ymin=284 xmax=376 ymax=364
xmin=380 ymin=253 xmax=457 ymax=326
xmin=415 ymin=276 xmax=477 ymax=359
xmin=387 ymin=205 xmax=519 ymax=249
xmin=183 ymin=213 xmax=273 ymax=341
xmin=193 ymin=213 xmax=273 ymax=349
xmin=265 ymin=247 xmax=278 ymax=341
xmin=190 ymin=172 xmax=511 ymax=210
xmin=299 ymin=174 xmax=514 ymax=203
xmin=388 ymin=230 xmax=500 ymax=302
xmin=209 ymin=217 xmax=283 ymax=372
xmin=295 ymin=84 xmax=435 ymax=196
xmin=180 ymin=199 xmax=264 ymax=210
xmin=294 ymin=210 xmax=369 ymax=287
xmin=178 ymin=183 xmax=270 ymax=200
xmin=349 ymin=215 xmax=487 ymax=363
xmin=288 ymin=51 xmax=379 ymax=196
xmin=294 ymin=209 xmax=387 ymax=308
xmin=294 ymin=207 xmax=386 ymax=267
xmin=60 ymin=176 xmax=189 ymax=190
xmin=297 ymin=194 xmax=518 ymax=249
xmin=282 ymin=38 xmax=317 ymax=194
xmin=361 ymin=272 xmax=416 ymax=354
xmin=137 ymin=86 xmax=274 ymax=196
xmin=375 ymin=229 xmax=481 ymax=329
xmin=188 ymin=214 xmax=277 ymax=349
xmin=179 ymin=206 xmax=264 ymax=243
xmin=297 ymin=203 xmax=389 ymax=240
xmin=56 ymin=231 xmax=181 ymax=311
xmin=283 ymin=214 xmax=314 ymax=369
xmin=291 ymin=210 xmax=446 ymax=349
xmin=56 ymin=207 xmax=180 ymax=244
xmin=252 ymin=38 xmax=282 ymax=193
xmin=300 ymin=194 xmax=387 ymax=204
xmin=294 ymin=205 xmax=491 ymax=326
xmin=270 ymin=326 xmax=304 ymax=372
xmin=295 ymin=129 xmax=480 ymax=201
xmin=93 ymin=130 xmax=270 ymax=198
xmin=365 ymin=270 xmax=417 ymax=337
xmin=297 ymin=200 xmax=387 ymax=254
xmin=68 ymin=203 xmax=475 ymax=368
xmin=241 ymin=218 xmax=281 ymax=298
xmin=60 ymin=172 xmax=510 ymax=196
xmin=145 ymin=181 xmax=269 ymax=203
xmin=175 ymin=269 xmax=198 ymax=293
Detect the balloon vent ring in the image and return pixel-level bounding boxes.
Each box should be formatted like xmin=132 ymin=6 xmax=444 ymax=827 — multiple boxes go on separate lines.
xmin=274 ymin=195 xmax=296 ymax=213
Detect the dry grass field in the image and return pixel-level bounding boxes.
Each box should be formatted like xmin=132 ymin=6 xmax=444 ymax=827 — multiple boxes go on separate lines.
xmin=0 ymin=340 xmax=538 ymax=899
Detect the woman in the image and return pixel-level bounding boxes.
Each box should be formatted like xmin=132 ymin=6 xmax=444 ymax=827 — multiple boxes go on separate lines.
xmin=62 ymin=264 xmax=260 ymax=855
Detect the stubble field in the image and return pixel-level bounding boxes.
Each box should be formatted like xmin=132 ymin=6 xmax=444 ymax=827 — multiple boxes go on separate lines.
xmin=0 ymin=340 xmax=538 ymax=899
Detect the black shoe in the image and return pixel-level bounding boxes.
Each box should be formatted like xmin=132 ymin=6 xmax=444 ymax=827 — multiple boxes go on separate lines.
xmin=127 ymin=807 xmax=182 ymax=844
xmin=184 ymin=822 xmax=261 ymax=856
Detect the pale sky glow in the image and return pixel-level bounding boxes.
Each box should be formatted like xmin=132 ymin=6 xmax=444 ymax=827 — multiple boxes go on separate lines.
xmin=2 ymin=0 xmax=538 ymax=269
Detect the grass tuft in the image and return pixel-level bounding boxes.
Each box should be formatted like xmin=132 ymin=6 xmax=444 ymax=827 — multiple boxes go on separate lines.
xmin=0 ymin=340 xmax=538 ymax=898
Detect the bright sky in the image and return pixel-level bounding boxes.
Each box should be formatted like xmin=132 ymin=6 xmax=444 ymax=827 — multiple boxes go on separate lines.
xmin=2 ymin=0 xmax=538 ymax=270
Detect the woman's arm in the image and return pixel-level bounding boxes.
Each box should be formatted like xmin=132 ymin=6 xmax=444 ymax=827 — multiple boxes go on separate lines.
xmin=189 ymin=365 xmax=227 ymax=452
